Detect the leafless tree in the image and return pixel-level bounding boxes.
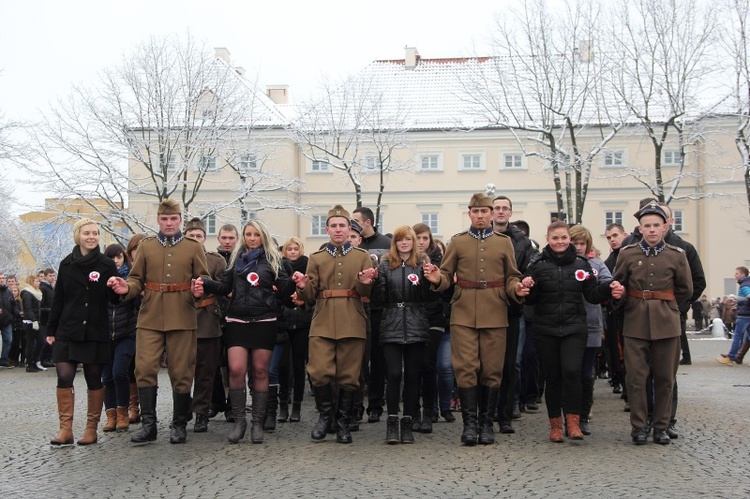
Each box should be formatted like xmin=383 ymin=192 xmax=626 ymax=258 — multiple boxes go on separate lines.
xmin=21 ymin=34 xmax=298 ymax=241
xmin=462 ymin=0 xmax=626 ymax=224
xmin=0 ymin=174 xmax=21 ymax=272
xmin=606 ymin=0 xmax=718 ymax=204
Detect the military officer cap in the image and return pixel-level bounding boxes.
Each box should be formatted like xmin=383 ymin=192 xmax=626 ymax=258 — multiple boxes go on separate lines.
xmin=184 ymin=217 xmax=206 ymax=234
xmin=350 ymin=218 xmax=363 ymax=234
xmin=468 ymin=192 xmax=493 ymax=209
xmin=327 ymin=204 xmax=350 ymax=222
xmin=157 ymin=198 xmax=181 ymax=215
xmin=634 ymin=201 xmax=668 ymax=222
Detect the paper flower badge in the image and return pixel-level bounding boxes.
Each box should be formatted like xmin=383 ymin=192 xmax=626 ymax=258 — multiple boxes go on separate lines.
xmin=407 ymin=273 xmax=420 ymax=286
xmin=574 ymin=269 xmax=590 ymax=282
xmin=88 ymin=271 xmax=101 ymax=282
xmin=247 ymin=272 xmax=260 ymax=287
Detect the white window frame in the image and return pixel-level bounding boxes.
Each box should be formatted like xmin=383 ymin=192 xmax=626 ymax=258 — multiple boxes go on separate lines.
xmin=419 ymin=154 xmax=441 ymax=172
xmin=502 ymin=153 xmax=524 ymax=170
xmin=310 ymin=159 xmax=331 ymax=173
xmin=421 ymin=213 xmax=439 ymax=234
xmin=198 ymin=155 xmax=218 ymax=172
xmin=663 ymin=150 xmax=682 ymax=166
xmin=603 ymin=150 xmax=625 ymax=168
xmin=672 ymin=209 xmax=683 ymax=232
xmin=167 ymin=155 xmax=179 ymax=172
xmin=364 ymin=156 xmax=379 ymax=171
xmin=311 ymin=215 xmax=327 ymax=236
xmin=239 ymin=154 xmax=258 ymax=174
xmin=605 ymin=210 xmax=623 ymax=229
xmin=202 ymin=214 xmax=217 ymax=236
xmin=460 ymin=152 xmax=485 ymax=171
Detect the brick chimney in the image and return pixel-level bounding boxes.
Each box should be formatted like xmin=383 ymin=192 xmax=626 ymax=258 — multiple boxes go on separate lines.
xmin=266 ymin=85 xmax=289 ymax=105
xmin=405 ymin=46 xmax=420 ymax=69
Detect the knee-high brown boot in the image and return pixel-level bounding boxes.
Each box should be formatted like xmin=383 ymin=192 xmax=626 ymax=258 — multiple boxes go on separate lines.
xmin=735 ymin=341 xmax=750 ymax=364
xmin=50 ymin=387 xmax=75 ymax=446
xmin=77 ymin=388 xmax=105 ymax=445
xmin=128 ymin=383 xmax=141 ymax=423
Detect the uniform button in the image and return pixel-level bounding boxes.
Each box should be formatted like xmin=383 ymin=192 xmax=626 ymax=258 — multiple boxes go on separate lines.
xmin=83 ymin=321 xmax=87 ymax=325
xmin=337 ymin=262 xmax=342 ymax=267
xmin=337 ymin=282 xmax=342 ymax=286
xmin=167 ymin=263 xmax=172 ymax=267
xmin=649 ymin=273 xmax=653 ymax=276
xmin=480 ymin=258 xmax=485 ymax=262
xmin=168 ymin=254 xmax=172 ymax=257
xmin=167 ymin=274 xmax=171 ymax=277
xmin=480 ymin=248 xmax=485 ymax=252
xmin=337 ymin=272 xmax=342 ymax=276
xmin=479 ymin=269 xmax=484 ymax=273
xmin=85 ymin=303 xmax=88 ymax=307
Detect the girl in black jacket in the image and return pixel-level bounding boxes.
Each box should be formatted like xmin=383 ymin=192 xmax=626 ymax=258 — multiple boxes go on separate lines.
xmin=199 ymin=220 xmax=295 ymax=444
xmin=21 ymin=276 xmax=44 ymax=372
xmin=522 ymin=221 xmax=616 ymax=443
xmin=372 ymin=225 xmax=437 ymax=444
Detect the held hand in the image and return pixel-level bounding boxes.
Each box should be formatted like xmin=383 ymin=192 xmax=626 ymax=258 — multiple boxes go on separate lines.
xmin=192 ymin=278 xmax=204 ymax=299
xmin=46 ymin=336 xmax=55 ymax=345
xmin=516 ymin=281 xmax=530 ymax=297
xmin=423 ymin=263 xmax=441 ymax=284
xmin=610 ymin=281 xmax=624 ymax=300
xmin=521 ymin=276 xmax=535 ymax=288
xmin=292 ymin=271 xmax=308 ymax=290
xmin=357 ymin=267 xmax=377 ymax=285
xmin=107 ymin=276 xmax=129 ymax=295
xmin=291 ymin=292 xmax=305 ymax=307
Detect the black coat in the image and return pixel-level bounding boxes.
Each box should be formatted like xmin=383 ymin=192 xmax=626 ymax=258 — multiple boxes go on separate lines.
xmin=47 ymin=246 xmax=119 ymax=343
xmin=372 ymin=255 xmax=437 ymax=344
xmin=39 ymin=281 xmax=54 ymax=325
xmin=525 ymin=245 xmax=612 ymax=338
xmin=281 ymin=256 xmax=313 ymax=331
xmin=0 ymin=285 xmax=20 ymax=328
xmin=203 ymin=248 xmax=294 ymax=322
xmin=21 ymin=289 xmax=41 ymax=322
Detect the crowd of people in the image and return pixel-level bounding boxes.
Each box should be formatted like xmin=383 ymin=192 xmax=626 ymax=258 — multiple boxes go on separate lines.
xmin=6 ymin=190 xmax=740 ymax=449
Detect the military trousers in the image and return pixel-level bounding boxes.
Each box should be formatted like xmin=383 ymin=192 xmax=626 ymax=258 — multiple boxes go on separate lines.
xmin=307 ymin=336 xmax=365 ymax=391
xmin=451 ymin=325 xmax=506 ymax=388
xmin=135 ymin=327 xmax=197 ymax=394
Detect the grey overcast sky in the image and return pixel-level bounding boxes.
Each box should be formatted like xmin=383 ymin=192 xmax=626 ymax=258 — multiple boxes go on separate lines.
xmin=0 ymin=0 xmax=506 ymax=211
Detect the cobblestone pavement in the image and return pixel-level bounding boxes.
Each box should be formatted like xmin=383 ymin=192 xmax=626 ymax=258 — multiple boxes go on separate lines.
xmin=2 ymin=337 xmax=748 ymax=498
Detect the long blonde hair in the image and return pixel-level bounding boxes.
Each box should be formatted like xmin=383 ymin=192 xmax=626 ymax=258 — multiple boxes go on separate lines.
xmin=230 ymin=219 xmax=283 ymax=277
xmin=385 ymin=225 xmax=420 ymax=270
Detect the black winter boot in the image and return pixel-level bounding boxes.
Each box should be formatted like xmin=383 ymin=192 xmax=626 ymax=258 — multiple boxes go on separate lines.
xmin=459 ymin=386 xmax=479 ymax=446
xmin=169 ymin=392 xmax=192 ymax=444
xmin=290 ymin=401 xmax=301 ymax=422
xmin=227 ymin=389 xmax=247 ymax=444
xmin=251 ymin=391 xmax=268 ymax=444
xmin=264 ymin=385 xmax=278 ymax=431
xmin=336 ymin=389 xmax=355 ymax=444
xmin=478 ymin=385 xmax=499 ymax=445
xmin=419 ymin=408 xmax=433 ymax=433
xmin=581 ymin=377 xmax=595 ymax=436
xmin=400 ymin=416 xmax=415 ymax=444
xmin=131 ymin=386 xmax=158 ymax=444
xmin=385 ymin=416 xmax=399 ymax=444
xmin=311 ymin=384 xmax=334 ymax=441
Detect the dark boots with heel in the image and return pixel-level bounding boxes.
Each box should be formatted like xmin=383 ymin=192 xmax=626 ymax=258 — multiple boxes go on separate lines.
xmin=169 ymin=392 xmax=192 ymax=444
xmin=264 ymin=385 xmax=278 ymax=431
xmin=227 ymin=389 xmax=247 ymax=444
xmin=459 ymin=386 xmax=479 ymax=446
xmin=311 ymin=384 xmax=334 ymax=440
xmin=336 ymin=389 xmax=355 ymax=444
xmin=478 ymin=385 xmax=499 ymax=445
xmin=251 ymin=390 xmax=269 ymax=443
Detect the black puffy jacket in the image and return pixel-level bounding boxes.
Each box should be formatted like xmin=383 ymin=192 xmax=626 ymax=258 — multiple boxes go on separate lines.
xmin=525 ymin=244 xmax=612 ymax=338
xmin=203 ymin=248 xmax=294 ymax=322
xmin=372 ymin=255 xmax=438 ymax=344
xmin=281 ymin=256 xmax=313 ymax=331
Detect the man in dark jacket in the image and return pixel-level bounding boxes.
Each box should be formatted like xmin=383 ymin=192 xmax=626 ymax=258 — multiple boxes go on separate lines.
xmin=38 ymin=268 xmax=56 ymax=366
xmin=604 ymin=224 xmax=628 ymax=398
xmin=0 ymin=273 xmax=21 ymax=368
xmin=492 ymin=195 xmax=538 ymax=434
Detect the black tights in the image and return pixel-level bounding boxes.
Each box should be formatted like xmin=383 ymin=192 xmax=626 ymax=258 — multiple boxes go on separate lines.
xmin=56 ymin=361 xmax=104 ymax=390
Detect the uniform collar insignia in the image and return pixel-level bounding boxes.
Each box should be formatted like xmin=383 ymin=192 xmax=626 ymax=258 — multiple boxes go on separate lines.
xmin=325 ymin=241 xmax=352 ymax=257
xmin=469 ymin=226 xmax=494 ymax=240
xmin=157 ymin=231 xmax=184 ymax=247
xmin=639 ymin=239 xmax=665 ymax=256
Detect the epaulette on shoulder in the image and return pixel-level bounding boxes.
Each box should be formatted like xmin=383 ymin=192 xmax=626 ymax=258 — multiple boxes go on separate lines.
xmin=665 ymin=243 xmax=684 ymax=253
xmin=206 ymin=251 xmax=222 ymax=257
xmin=453 ymin=229 xmax=469 ymax=237
xmin=311 ymin=247 xmax=327 ymax=255
xmin=620 ymin=242 xmax=640 ymax=251
xmin=493 ymin=231 xmax=511 ymax=239
xmin=142 ymin=235 xmax=157 ymax=241
xmin=352 ymin=246 xmax=368 ymax=253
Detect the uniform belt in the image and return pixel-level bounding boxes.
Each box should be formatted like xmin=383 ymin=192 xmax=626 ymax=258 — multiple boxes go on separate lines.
xmin=456 ymin=279 xmax=505 ymax=289
xmin=145 ymin=282 xmax=192 ymax=292
xmin=627 ymin=288 xmax=675 ymax=301
xmin=317 ymin=289 xmax=360 ymax=299
xmin=384 ymin=302 xmax=421 ymax=308
xmin=196 ymin=296 xmax=217 ymax=308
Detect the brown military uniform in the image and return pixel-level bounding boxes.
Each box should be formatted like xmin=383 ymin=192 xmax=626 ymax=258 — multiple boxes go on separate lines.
xmin=191 ymin=251 xmax=226 ymax=416
xmin=614 ymin=240 xmax=692 ymax=431
xmin=298 ymin=244 xmax=373 ymax=389
xmin=433 ymin=228 xmax=522 ymax=387
xmin=125 ymin=235 xmax=209 ymax=393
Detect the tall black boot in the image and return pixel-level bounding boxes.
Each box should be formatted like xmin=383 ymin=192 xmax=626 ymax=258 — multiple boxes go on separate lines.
xmin=459 ymin=386 xmax=479 ymax=446
xmin=251 ymin=391 xmax=268 ymax=444
xmin=580 ymin=377 xmax=594 ymax=435
xmin=264 ymin=385 xmax=278 ymax=431
xmin=311 ymin=383 xmax=334 ymax=441
xmin=336 ymin=388 xmax=355 ymax=444
xmin=478 ymin=385 xmax=499 ymax=445
xmin=131 ymin=386 xmax=158 ymax=444
xmin=169 ymin=392 xmax=191 ymax=444
xmin=227 ymin=389 xmax=247 ymax=444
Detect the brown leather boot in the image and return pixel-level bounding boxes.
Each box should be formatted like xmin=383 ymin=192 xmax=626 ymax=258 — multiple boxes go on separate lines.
xmin=566 ymin=414 xmax=584 ymax=440
xmin=116 ymin=406 xmax=130 ymax=432
xmin=128 ymin=383 xmax=141 ymax=423
xmin=103 ymin=408 xmax=117 ymax=432
xmin=77 ymin=388 xmax=105 ymax=445
xmin=50 ymin=387 xmax=75 ymax=446
xmin=549 ymin=417 xmax=564 ymax=443
xmin=735 ymin=341 xmax=750 ymax=365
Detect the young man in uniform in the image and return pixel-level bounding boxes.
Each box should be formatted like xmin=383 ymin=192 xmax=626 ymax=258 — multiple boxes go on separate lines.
xmin=108 ymin=199 xmax=209 ymax=444
xmin=292 ymin=205 xmax=377 ymax=444
xmin=612 ymin=202 xmax=692 ymax=445
xmin=184 ymin=218 xmax=227 ymax=434
xmin=424 ymin=192 xmax=528 ymax=446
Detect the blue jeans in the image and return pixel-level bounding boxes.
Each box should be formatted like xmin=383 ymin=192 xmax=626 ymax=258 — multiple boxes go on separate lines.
xmin=433 ymin=329 xmax=454 ymax=413
xmin=103 ymin=337 xmax=135 ymax=408
xmin=0 ymin=324 xmax=12 ymax=363
xmin=269 ymin=342 xmax=285 ymax=385
xmin=728 ymin=316 xmax=750 ymax=360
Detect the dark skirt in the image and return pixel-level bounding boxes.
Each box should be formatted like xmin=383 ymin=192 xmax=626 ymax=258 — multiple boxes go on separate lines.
xmin=52 ymin=340 xmax=111 ymax=364
xmin=224 ymin=321 xmax=277 ymax=351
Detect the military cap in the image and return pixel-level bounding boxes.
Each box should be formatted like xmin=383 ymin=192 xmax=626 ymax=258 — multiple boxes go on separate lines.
xmin=184 ymin=217 xmax=206 ymax=234
xmin=327 ymin=204 xmax=350 ymax=222
xmin=634 ymin=201 xmax=668 ymax=222
xmin=468 ymin=192 xmax=493 ymax=209
xmin=157 ymin=198 xmax=181 ymax=215
xmin=350 ymin=218 xmax=363 ymax=234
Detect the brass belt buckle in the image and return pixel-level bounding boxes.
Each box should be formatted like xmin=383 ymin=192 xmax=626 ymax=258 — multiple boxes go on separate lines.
xmin=479 ymin=280 xmax=488 ymax=289
xmin=642 ymin=290 xmax=652 ymax=299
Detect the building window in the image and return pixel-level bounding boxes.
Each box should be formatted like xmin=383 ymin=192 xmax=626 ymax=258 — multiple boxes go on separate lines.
xmin=311 ymin=215 xmax=327 ymax=236
xmin=239 ymin=154 xmax=258 ymax=174
xmin=421 ymin=213 xmax=439 ymax=234
xmin=603 ymin=150 xmax=624 ymax=168
xmin=672 ymin=209 xmax=683 ymax=232
xmin=461 ymin=154 xmax=483 ymax=170
xmin=420 ymin=155 xmax=440 ymax=171
xmin=202 ymin=214 xmax=216 ymax=235
xmin=605 ymin=210 xmax=623 ymax=228
xmin=663 ymin=150 xmax=681 ymax=166
xmin=311 ymin=159 xmax=330 ymax=172
xmin=199 ymin=155 xmax=217 ymax=172
xmin=503 ymin=154 xmax=523 ymax=170
xmin=365 ymin=156 xmax=379 ymax=170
